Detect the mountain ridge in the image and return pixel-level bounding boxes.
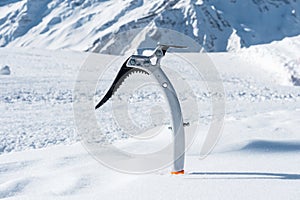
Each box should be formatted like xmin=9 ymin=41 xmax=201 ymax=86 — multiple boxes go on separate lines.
xmin=0 ymin=0 xmax=299 ymax=52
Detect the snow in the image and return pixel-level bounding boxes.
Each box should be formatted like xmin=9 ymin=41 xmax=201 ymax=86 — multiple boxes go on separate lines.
xmin=1 ymin=1 xmax=300 ymax=197
xmin=0 ymin=139 xmax=300 ymax=199
xmin=0 ymin=0 xmax=299 ymax=52
xmin=0 ymin=48 xmax=87 ymax=154
xmin=0 ymin=32 xmax=300 ymax=199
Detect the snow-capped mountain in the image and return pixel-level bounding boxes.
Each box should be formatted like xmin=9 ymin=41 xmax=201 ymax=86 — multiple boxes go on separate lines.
xmin=0 ymin=0 xmax=299 ymax=52
xmin=1 ymin=1 xmax=300 ymax=199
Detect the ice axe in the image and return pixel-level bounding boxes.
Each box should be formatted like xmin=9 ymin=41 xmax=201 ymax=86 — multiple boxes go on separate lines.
xmin=95 ymin=44 xmax=187 ymax=174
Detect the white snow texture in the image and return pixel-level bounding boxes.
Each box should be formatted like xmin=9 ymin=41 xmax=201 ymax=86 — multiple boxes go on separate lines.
xmin=0 ymin=0 xmax=300 ymax=200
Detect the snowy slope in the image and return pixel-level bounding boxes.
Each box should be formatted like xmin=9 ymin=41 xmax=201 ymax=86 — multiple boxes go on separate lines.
xmin=1 ymin=1 xmax=300 ymax=197
xmin=1 ymin=34 xmax=300 ymax=154
xmin=0 ymin=47 xmax=300 ymax=199
xmin=0 ymin=0 xmax=299 ymax=52
xmin=0 ymin=36 xmax=300 ymax=199
xmin=0 ymin=48 xmax=87 ymax=153
xmin=1 ymin=140 xmax=300 ymax=200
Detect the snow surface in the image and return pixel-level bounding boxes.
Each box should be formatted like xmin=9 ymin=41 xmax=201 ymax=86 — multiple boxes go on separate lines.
xmin=0 ymin=33 xmax=300 ymax=199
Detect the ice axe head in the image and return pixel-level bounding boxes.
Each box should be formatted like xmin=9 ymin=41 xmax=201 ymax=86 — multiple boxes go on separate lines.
xmin=95 ymin=44 xmax=186 ymax=110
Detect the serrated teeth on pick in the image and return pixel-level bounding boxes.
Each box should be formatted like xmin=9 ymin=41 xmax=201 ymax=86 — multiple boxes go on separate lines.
xmin=111 ymin=68 xmax=149 ymax=97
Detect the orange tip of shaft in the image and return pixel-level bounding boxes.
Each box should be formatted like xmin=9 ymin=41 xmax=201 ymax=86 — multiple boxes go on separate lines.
xmin=171 ymin=170 xmax=184 ymax=175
